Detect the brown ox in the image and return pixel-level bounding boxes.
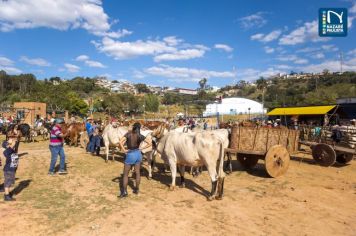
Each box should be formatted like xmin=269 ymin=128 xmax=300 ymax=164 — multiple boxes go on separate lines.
xmin=66 ymin=122 xmax=86 ymax=146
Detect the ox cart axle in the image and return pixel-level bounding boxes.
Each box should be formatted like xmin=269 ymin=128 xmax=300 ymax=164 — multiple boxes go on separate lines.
xmin=225 ymin=126 xmax=299 ymax=177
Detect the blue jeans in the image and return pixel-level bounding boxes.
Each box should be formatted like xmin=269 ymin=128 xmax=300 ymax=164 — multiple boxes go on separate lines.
xmin=88 ymin=135 xmax=101 ymax=153
xmin=86 ymin=134 xmax=93 ymax=152
xmin=49 ymin=145 xmax=66 ymax=172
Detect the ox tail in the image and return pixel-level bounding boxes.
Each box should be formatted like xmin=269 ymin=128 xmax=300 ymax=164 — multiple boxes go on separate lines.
xmin=217 ymin=140 xmax=225 ymax=178
xmin=216 ymin=140 xmax=225 ymax=200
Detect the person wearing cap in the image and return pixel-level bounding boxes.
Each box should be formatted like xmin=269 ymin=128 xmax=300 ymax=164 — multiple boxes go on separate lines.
xmin=1 ymin=138 xmax=19 ymax=201
xmin=118 ymin=122 xmax=147 ymax=198
xmin=48 ymin=119 xmax=68 ymax=175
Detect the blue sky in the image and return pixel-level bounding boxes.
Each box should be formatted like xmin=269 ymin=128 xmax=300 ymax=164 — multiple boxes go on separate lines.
xmin=0 ymin=0 xmax=355 ymax=89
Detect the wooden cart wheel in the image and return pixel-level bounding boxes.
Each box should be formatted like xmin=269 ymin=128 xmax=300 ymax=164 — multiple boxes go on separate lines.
xmin=312 ymin=143 xmax=336 ymax=167
xmin=265 ymin=145 xmax=290 ymax=178
xmin=336 ymin=153 xmax=354 ymax=164
xmin=80 ymin=132 xmax=89 ymax=148
xmin=237 ymin=154 xmax=259 ymax=169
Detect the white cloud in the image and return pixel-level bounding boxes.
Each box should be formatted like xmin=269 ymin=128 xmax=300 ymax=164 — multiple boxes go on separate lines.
xmin=163 ymin=36 xmax=183 ymax=46
xmin=351 ymin=2 xmax=356 ymax=14
xmin=294 ymin=59 xmax=309 ymax=64
xmin=154 ymin=48 xmax=205 ymax=62
xmin=64 ymin=63 xmax=80 ymax=73
xmin=85 ymin=60 xmax=106 ymax=68
xmin=98 ymin=29 xmax=132 ymax=39
xmin=321 ymin=44 xmax=338 ymax=52
xmin=0 ymin=0 xmax=128 ymax=38
xmin=93 ymin=36 xmax=208 ymax=62
xmin=0 ymin=56 xmax=14 ymax=66
xmin=0 ymin=56 xmax=22 ymax=74
xmin=264 ymin=46 xmax=275 ymax=54
xmin=145 ymin=65 xmax=236 ymax=82
xmin=297 ymin=47 xmax=319 ymax=53
xmin=75 ymin=55 xmax=106 ymax=68
xmin=251 ymin=30 xmax=281 ymax=43
xmin=132 ymin=69 xmax=146 ymax=79
xmin=76 ymin=55 xmax=90 ymax=61
xmin=276 ymin=54 xmax=308 ymax=64
xmin=0 ymin=66 xmax=22 ymax=74
xmin=237 ymin=67 xmax=286 ymax=81
xmin=301 ymin=57 xmax=356 ymax=73
xmin=347 ymin=49 xmax=356 ymax=55
xmin=214 ymin=44 xmax=233 ymax=52
xmin=251 ymin=33 xmax=264 ymax=40
xmin=275 ymin=64 xmax=292 ymax=70
xmin=20 ymin=56 xmax=50 ymax=66
xmin=310 ymin=53 xmax=325 ymax=59
xmin=276 ymin=54 xmax=298 ymax=62
xmin=279 ymin=20 xmax=330 ymax=45
xmin=238 ymin=12 xmax=267 ymax=29
xmin=93 ymin=37 xmax=176 ymax=59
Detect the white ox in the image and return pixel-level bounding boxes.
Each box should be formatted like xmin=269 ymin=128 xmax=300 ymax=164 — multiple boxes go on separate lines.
xmin=102 ymin=124 xmax=128 ymax=162
xmin=139 ymin=129 xmax=155 ymax=179
xmin=102 ymin=124 xmax=156 ymax=177
xmin=155 ymin=129 xmax=229 ymax=200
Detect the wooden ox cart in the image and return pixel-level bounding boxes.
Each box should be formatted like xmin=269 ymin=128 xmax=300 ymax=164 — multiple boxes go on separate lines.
xmin=225 ymin=126 xmax=299 ymax=177
xmin=299 ymin=125 xmax=355 ymax=167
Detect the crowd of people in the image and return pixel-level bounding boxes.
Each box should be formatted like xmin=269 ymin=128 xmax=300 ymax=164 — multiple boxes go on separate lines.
xmin=1 ymin=113 xmax=355 ymax=201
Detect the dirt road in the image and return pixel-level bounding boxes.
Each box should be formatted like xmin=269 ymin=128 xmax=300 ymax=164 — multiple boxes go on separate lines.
xmin=0 ymin=141 xmax=355 ymax=236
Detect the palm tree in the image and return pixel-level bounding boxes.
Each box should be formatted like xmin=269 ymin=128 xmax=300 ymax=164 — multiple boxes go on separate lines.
xmin=199 ymin=78 xmax=207 ymax=90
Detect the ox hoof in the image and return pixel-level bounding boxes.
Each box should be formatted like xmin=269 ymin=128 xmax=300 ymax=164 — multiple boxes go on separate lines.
xmin=169 ymin=185 xmax=176 ymax=191
xmin=215 ymin=196 xmax=223 ymax=200
xmin=147 ymin=176 xmax=152 ymax=180
xmin=179 ymin=183 xmax=185 ymax=188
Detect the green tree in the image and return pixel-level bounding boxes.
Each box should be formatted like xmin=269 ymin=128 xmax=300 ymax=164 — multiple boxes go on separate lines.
xmin=144 ymin=94 xmax=159 ymax=112
xmin=135 ymin=83 xmax=150 ymax=94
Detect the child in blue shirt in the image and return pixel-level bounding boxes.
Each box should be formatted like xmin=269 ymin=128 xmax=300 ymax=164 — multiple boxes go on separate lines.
xmin=2 ymin=138 xmax=19 ymax=201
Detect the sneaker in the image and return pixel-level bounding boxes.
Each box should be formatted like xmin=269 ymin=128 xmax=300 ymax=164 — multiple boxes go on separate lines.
xmin=48 ymin=172 xmax=55 ymax=176
xmin=133 ymin=188 xmax=139 ymax=195
xmin=58 ymin=170 xmax=67 ymax=175
xmin=118 ymin=191 xmax=128 ymax=198
xmin=4 ymin=194 xmax=15 ymax=201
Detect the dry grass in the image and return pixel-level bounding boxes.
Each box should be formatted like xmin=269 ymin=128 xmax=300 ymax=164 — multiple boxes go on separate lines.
xmin=0 ymin=139 xmax=355 ymax=235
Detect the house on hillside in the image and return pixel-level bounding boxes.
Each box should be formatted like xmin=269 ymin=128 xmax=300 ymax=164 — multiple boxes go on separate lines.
xmin=174 ymin=88 xmax=198 ymax=95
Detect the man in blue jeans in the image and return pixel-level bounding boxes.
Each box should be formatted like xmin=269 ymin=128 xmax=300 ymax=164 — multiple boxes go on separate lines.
xmin=48 ymin=119 xmax=68 ymax=175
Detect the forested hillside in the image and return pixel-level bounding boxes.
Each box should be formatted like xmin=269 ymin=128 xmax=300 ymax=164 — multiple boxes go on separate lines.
xmin=1 ymin=70 xmax=355 ymax=117
xmin=220 ymin=72 xmax=356 ymax=108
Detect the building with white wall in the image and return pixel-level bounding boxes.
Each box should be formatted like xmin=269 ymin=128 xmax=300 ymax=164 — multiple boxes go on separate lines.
xmin=203 ymin=97 xmax=266 ymax=116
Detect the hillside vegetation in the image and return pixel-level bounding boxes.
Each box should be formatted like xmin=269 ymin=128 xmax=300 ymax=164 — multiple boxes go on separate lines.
xmin=220 ymin=71 xmax=356 ymax=108
xmin=1 ymin=70 xmax=355 ymax=117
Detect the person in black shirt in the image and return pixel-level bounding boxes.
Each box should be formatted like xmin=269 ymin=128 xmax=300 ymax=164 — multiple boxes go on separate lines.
xmin=118 ymin=122 xmax=147 ymax=198
xmin=2 ymin=138 xmax=19 ymax=201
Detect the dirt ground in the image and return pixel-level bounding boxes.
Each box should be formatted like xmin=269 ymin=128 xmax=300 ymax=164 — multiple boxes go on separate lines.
xmin=0 ymin=139 xmax=355 ymax=236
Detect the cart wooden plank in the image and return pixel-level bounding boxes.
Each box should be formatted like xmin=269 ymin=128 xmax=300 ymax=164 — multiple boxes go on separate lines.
xmin=225 ymin=148 xmax=265 ymax=156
